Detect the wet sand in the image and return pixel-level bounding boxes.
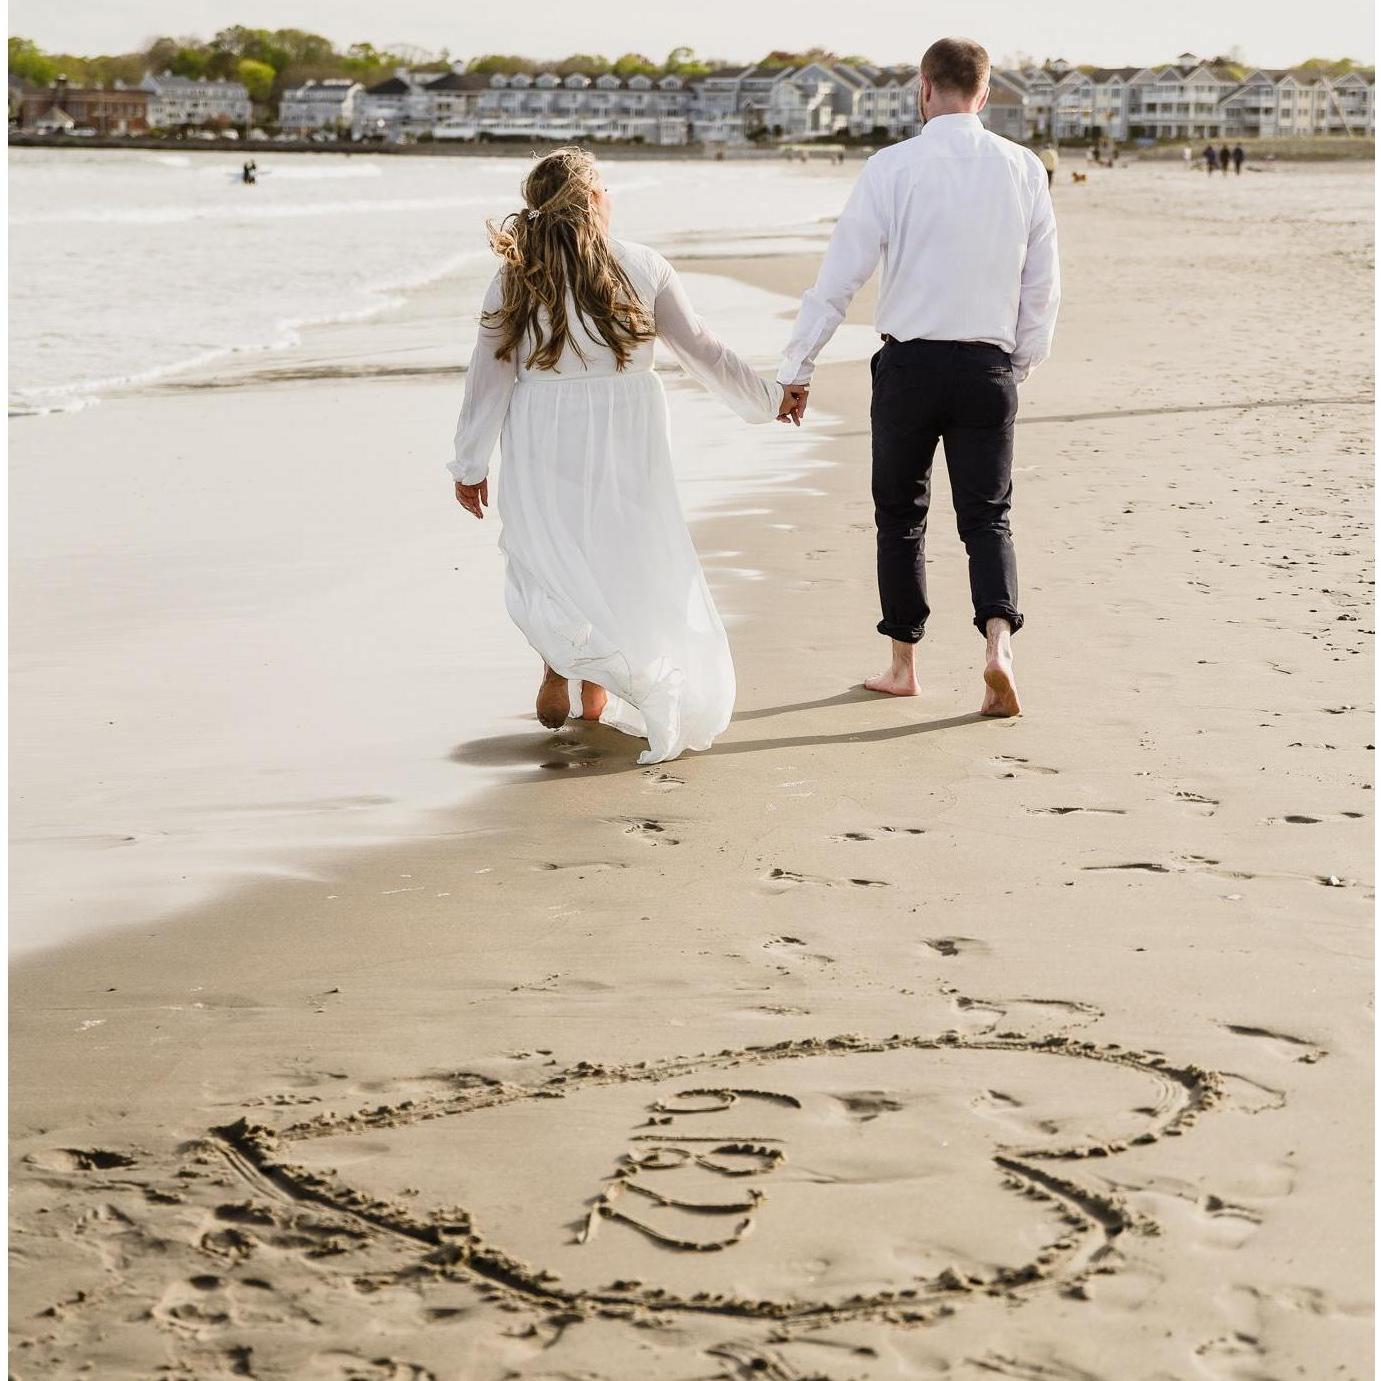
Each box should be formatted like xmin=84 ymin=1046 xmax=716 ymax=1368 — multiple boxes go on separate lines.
xmin=10 ymin=160 xmax=1374 ymax=1379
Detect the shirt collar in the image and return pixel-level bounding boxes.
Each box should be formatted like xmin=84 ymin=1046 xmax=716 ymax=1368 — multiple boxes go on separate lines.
xmin=920 ymin=112 xmax=984 ymax=136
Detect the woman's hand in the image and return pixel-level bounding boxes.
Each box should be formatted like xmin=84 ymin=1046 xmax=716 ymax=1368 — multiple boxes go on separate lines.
xmin=454 ymin=479 xmax=489 ymax=519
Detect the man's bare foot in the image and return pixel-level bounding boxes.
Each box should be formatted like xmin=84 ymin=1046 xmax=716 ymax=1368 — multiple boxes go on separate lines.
xmin=981 ymin=618 xmax=1022 ymax=717
xmin=536 ymin=665 xmax=570 ymax=729
xmin=579 ymin=681 xmax=608 ymax=721
xmin=864 ymin=639 xmax=919 ymax=697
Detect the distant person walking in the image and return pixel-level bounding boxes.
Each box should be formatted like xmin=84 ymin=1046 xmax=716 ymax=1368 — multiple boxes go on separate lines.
xmin=1232 ymin=144 xmax=1245 ymax=175
xmin=1203 ymin=144 xmax=1218 ymax=174
xmin=1182 ymin=144 xmax=1193 ymax=168
xmin=1219 ymin=145 xmax=1231 ymax=177
xmin=1039 ymin=143 xmax=1059 ymax=188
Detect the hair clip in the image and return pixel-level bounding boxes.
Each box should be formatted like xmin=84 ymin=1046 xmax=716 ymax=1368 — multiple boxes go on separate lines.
xmin=526 ymin=209 xmax=540 ymax=221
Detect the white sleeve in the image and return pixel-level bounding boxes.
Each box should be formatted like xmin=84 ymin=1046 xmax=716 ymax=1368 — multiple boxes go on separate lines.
xmin=1011 ymin=169 xmax=1061 ymax=384
xmin=776 ymin=159 xmax=886 ymax=386
xmin=448 ymin=271 xmax=518 ymax=484
xmin=653 ymin=256 xmax=777 ymax=424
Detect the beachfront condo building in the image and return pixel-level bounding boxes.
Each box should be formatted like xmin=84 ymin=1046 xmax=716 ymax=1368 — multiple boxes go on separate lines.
xmin=139 ymin=72 xmax=252 ymax=129
xmin=341 ymin=56 xmax=1373 ymax=147
xmin=278 ymin=79 xmax=363 ymax=135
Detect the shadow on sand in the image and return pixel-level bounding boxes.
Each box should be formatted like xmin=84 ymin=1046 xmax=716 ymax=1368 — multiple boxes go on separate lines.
xmin=451 ymin=687 xmax=986 ymax=780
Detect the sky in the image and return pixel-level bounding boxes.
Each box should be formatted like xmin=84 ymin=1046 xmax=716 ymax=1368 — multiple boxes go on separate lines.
xmin=8 ymin=0 xmax=1374 ymax=69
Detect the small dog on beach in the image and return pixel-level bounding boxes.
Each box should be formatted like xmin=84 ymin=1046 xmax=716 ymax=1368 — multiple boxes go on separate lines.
xmin=1071 ymin=171 xmax=1088 ymax=184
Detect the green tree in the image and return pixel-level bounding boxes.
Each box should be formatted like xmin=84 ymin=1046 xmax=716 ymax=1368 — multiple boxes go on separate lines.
xmin=555 ymin=52 xmax=611 ymax=75
xmin=236 ymin=57 xmax=275 ymax=102
xmin=8 ymin=36 xmax=57 ymax=85
xmin=611 ymin=52 xmax=657 ymax=77
xmin=467 ymin=54 xmax=537 ymax=74
xmin=170 ymin=46 xmax=209 ymax=78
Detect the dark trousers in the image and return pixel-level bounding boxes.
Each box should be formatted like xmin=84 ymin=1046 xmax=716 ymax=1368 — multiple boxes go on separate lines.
xmin=870 ymin=337 xmax=1023 ymax=642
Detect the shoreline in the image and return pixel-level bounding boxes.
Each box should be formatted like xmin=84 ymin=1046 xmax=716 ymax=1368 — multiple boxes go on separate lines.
xmin=10 ymin=131 xmax=1375 ymax=161
xmin=10 ymin=165 xmax=1374 ymax=1377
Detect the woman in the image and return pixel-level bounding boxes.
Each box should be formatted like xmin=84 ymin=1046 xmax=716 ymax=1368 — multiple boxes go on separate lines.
xmin=449 ymin=148 xmax=780 ymax=765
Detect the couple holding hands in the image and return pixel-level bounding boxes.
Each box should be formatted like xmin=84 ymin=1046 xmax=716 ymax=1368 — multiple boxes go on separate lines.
xmin=450 ymin=37 xmax=1060 ymax=765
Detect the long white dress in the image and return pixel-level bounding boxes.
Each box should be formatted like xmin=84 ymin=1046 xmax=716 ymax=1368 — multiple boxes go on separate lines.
xmin=449 ymin=239 xmax=777 ymax=765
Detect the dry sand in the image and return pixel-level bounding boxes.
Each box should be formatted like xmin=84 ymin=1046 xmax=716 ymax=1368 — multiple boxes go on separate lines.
xmin=10 ymin=160 xmax=1375 ymax=1379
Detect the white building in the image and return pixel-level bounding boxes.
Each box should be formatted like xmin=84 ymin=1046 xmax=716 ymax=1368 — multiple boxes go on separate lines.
xmin=278 ymin=78 xmax=361 ymax=134
xmin=352 ymin=71 xmax=431 ymax=139
xmin=336 ymin=56 xmax=1372 ymax=148
xmin=139 ymin=72 xmax=252 ymax=128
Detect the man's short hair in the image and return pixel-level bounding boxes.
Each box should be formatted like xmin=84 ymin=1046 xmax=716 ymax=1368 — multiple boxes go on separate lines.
xmin=920 ymin=37 xmax=990 ymax=97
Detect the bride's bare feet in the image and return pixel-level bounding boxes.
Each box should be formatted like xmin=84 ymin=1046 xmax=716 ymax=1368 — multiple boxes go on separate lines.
xmin=980 ymin=618 xmax=1022 ymax=717
xmin=536 ymin=665 xmax=571 ymax=729
xmin=864 ymin=639 xmax=919 ymax=697
xmin=579 ymin=681 xmax=608 ymax=721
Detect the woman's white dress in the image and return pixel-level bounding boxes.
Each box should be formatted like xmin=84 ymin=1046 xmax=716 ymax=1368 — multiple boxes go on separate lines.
xmin=449 ymin=239 xmax=777 ymax=765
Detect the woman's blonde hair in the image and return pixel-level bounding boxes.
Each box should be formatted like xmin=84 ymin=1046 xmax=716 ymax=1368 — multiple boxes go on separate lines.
xmin=483 ymin=147 xmax=654 ymax=372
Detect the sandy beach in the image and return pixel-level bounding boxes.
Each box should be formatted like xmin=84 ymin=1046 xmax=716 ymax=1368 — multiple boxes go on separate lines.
xmin=10 ymin=158 xmax=1374 ymax=1379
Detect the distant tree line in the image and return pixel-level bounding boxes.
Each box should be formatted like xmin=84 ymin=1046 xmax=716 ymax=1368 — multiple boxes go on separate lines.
xmin=8 ymin=32 xmax=884 ymax=108
xmin=11 ymin=31 xmax=1366 ymax=110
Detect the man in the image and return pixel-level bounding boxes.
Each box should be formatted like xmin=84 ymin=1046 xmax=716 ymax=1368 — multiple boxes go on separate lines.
xmin=774 ymin=36 xmax=1060 ymax=717
xmin=1232 ymin=144 xmax=1245 ymax=175
xmin=1203 ymin=143 xmax=1218 ymax=174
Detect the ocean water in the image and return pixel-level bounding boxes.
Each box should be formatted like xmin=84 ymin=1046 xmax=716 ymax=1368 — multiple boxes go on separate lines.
xmin=8 ymin=148 xmax=854 ymax=413
xmin=10 ymin=147 xmax=880 ymax=955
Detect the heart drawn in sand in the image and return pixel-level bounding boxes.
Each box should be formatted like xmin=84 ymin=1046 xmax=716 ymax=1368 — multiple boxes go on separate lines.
xmin=210 ymin=1032 xmax=1225 ymax=1327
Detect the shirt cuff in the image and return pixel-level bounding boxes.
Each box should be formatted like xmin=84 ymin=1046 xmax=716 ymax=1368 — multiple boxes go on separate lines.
xmin=448 ymin=456 xmax=487 ymax=484
xmin=776 ymin=363 xmax=813 ymax=387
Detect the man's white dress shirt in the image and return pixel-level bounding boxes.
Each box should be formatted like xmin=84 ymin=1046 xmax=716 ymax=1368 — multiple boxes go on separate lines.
xmin=777 ymin=113 xmax=1061 ymax=387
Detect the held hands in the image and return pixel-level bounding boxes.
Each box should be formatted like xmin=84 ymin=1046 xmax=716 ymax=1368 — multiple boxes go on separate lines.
xmin=777 ymin=384 xmax=810 ymax=427
xmin=454 ymin=478 xmax=488 ymax=519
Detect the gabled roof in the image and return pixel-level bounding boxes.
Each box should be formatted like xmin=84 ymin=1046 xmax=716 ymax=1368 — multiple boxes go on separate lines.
xmin=985 ymin=81 xmax=1025 ymax=105
xmin=424 ymin=71 xmax=490 ymax=91
xmin=363 ymin=75 xmax=412 ymax=95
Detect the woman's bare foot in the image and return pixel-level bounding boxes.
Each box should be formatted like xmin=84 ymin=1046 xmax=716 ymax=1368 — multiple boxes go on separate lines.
xmin=864 ymin=639 xmax=919 ymax=697
xmin=579 ymin=681 xmax=608 ymax=721
xmin=536 ymin=664 xmax=571 ymax=729
xmin=980 ymin=618 xmax=1022 ymax=717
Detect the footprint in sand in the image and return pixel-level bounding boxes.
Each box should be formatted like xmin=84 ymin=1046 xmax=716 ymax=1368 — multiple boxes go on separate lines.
xmin=830 ymin=827 xmax=926 ymax=842
xmin=1221 ymin=1023 xmax=1327 ymax=1064
xmin=994 ymin=756 xmax=1060 ymax=778
xmin=762 ymin=867 xmax=888 ymax=892
xmin=641 ymin=769 xmax=685 ymax=793
xmin=27 ymin=1147 xmax=137 ymax=1173
xmin=763 ymin=936 xmax=835 ymax=968
xmin=1027 ymin=806 xmax=1128 ymax=817
xmin=922 ymin=936 xmax=991 ymax=958
xmin=306 ymin=1356 xmax=436 ymax=1381
xmin=1266 ymin=810 xmax=1365 ymax=825
xmin=615 ymin=817 xmax=681 ymax=846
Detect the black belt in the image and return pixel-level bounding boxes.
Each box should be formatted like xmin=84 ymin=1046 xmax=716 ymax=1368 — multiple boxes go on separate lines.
xmin=882 ymin=334 xmax=1004 ymax=350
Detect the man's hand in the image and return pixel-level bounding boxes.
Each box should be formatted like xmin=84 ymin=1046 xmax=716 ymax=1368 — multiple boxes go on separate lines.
xmin=777 ymin=384 xmax=810 ymax=426
xmin=454 ymin=478 xmax=488 ymax=519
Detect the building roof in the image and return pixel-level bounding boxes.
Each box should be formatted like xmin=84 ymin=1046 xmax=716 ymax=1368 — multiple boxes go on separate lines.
xmin=363 ymin=75 xmax=413 ymax=96
xmin=985 ymin=81 xmax=1025 ymax=105
xmin=144 ymin=71 xmax=249 ymax=94
xmin=424 ymin=70 xmax=492 ymax=91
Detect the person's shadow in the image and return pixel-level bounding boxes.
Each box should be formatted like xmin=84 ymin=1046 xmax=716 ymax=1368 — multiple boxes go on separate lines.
xmin=451 ymin=687 xmax=985 ymax=779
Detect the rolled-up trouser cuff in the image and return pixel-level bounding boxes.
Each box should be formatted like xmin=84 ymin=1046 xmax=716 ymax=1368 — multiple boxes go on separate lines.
xmin=877 ymin=619 xmax=925 ymax=644
xmin=974 ymin=605 xmax=1023 ymax=636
